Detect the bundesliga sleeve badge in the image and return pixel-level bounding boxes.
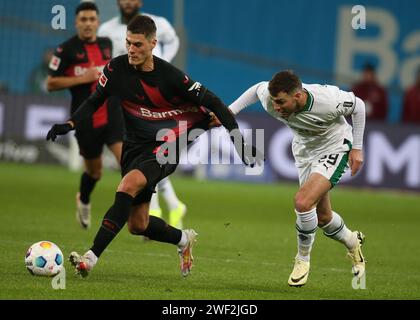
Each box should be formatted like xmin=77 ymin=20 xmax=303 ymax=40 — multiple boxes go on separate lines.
xmin=49 ymin=55 xmax=61 ymax=71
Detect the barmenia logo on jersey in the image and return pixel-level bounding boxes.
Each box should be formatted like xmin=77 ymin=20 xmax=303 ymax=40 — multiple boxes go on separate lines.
xmin=139 ymin=106 xmax=201 ymax=119
xmin=49 ymin=55 xmax=61 ymax=71
xmin=99 ymin=73 xmax=108 ymax=87
xmin=74 ymin=65 xmax=106 ymax=77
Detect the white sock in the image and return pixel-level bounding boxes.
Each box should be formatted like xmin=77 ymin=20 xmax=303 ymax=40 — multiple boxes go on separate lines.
xmin=321 ymin=211 xmax=356 ymax=250
xmin=85 ymin=250 xmax=98 ymax=266
xmin=149 ymin=191 xmax=161 ymax=211
xmin=295 ymin=208 xmax=318 ymax=262
xmin=158 ymin=177 xmax=181 ymax=211
xmin=177 ymin=230 xmax=188 ymax=248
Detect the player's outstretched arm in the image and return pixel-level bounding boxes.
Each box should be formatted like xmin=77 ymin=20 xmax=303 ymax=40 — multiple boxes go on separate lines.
xmin=47 ymin=67 xmax=101 ymax=91
xmin=201 ymin=90 xmax=264 ymax=167
xmin=229 ymin=82 xmax=263 ymax=115
xmin=349 ymin=97 xmax=366 ymax=176
xmin=46 ymin=89 xmax=107 ymax=142
xmin=46 ymin=121 xmax=75 ymax=142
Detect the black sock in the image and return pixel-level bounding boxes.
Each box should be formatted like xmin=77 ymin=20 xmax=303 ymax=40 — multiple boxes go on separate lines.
xmin=80 ymin=172 xmax=99 ymax=204
xmin=141 ymin=216 xmax=182 ymax=245
xmin=90 ymin=192 xmax=134 ymax=257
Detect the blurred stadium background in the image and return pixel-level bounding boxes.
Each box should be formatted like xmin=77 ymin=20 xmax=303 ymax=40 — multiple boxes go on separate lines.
xmin=0 ymin=0 xmax=419 ymax=300
xmin=0 ymin=0 xmax=419 ymax=190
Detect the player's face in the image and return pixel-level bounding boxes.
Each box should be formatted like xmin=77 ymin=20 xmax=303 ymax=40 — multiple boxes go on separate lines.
xmin=126 ymin=31 xmax=156 ymax=67
xmin=118 ymin=0 xmax=142 ymax=17
xmin=75 ymin=10 xmax=99 ymax=41
xmin=270 ymin=91 xmax=300 ymax=118
xmin=362 ymin=70 xmax=375 ymax=83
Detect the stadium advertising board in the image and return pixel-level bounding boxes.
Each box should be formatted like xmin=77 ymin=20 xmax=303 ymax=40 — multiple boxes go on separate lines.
xmin=0 ymin=95 xmax=418 ymax=191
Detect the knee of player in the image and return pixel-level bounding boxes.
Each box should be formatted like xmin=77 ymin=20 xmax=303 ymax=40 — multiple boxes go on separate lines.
xmin=294 ymin=193 xmax=314 ymax=213
xmin=90 ymin=171 xmax=103 ymax=180
xmin=118 ymin=181 xmax=147 ymax=197
xmin=85 ymin=167 xmax=102 ymax=180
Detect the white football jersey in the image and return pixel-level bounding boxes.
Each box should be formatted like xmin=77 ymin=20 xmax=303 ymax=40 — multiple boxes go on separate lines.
xmin=231 ymin=82 xmax=357 ymax=161
xmin=98 ymin=13 xmax=179 ymax=61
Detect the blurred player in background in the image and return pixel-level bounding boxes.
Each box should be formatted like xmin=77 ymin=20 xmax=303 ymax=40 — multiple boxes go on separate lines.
xmin=228 ymin=70 xmax=367 ymax=287
xmin=47 ymin=2 xmax=124 ymax=230
xmin=402 ymin=66 xmax=420 ymax=123
xmin=98 ymin=0 xmax=185 ymax=229
xmin=46 ymin=15 xmax=261 ymax=278
xmin=352 ymin=63 xmax=388 ymax=121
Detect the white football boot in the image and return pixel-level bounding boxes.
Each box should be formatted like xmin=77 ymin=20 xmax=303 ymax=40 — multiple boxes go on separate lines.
xmin=76 ymin=193 xmax=91 ymax=230
xmin=288 ymin=258 xmax=310 ymax=287
xmin=177 ymin=229 xmax=198 ymax=277
xmin=69 ymin=250 xmax=97 ymax=278
xmin=347 ymin=231 xmax=366 ymax=278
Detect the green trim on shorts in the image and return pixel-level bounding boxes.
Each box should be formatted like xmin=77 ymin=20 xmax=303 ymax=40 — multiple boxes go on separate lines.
xmin=344 ymin=139 xmax=353 ymax=151
xmin=329 ymin=153 xmax=349 ymax=187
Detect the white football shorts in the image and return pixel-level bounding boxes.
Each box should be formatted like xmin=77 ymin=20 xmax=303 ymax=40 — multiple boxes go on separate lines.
xmin=296 ymin=150 xmax=350 ymax=187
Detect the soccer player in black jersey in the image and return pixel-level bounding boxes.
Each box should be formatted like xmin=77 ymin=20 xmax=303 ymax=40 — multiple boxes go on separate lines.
xmin=47 ymin=15 xmax=263 ymax=278
xmin=47 ymin=2 xmax=124 ymax=230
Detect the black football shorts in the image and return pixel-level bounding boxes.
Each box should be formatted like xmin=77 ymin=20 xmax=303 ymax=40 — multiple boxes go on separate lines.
xmin=75 ymin=97 xmax=125 ymax=159
xmin=121 ymin=141 xmax=178 ymax=205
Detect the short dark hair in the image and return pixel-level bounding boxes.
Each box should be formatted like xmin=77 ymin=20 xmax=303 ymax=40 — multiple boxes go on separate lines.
xmin=268 ymin=70 xmax=302 ymax=96
xmin=75 ymin=2 xmax=99 ymax=15
xmin=127 ymin=15 xmax=156 ymax=38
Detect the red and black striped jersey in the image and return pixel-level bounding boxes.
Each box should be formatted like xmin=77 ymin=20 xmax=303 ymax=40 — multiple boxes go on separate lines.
xmin=96 ymin=55 xmax=211 ymax=143
xmin=48 ymin=36 xmax=112 ymax=129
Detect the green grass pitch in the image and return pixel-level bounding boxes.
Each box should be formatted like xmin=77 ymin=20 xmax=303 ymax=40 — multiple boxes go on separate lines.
xmin=0 ymin=162 xmax=419 ymax=300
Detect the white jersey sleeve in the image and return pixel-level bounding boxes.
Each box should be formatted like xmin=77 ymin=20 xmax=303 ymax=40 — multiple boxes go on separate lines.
xmin=229 ymin=82 xmax=268 ymax=114
xmin=98 ymin=17 xmax=128 ymax=58
xmin=351 ymin=97 xmax=366 ymax=149
xmin=97 ymin=21 xmax=108 ymax=37
xmin=151 ymin=15 xmax=180 ymax=62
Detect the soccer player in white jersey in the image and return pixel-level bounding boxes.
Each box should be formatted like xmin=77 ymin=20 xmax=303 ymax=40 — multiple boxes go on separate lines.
xmin=98 ymin=0 xmax=179 ymax=60
xmin=98 ymin=0 xmax=186 ymax=229
xmin=229 ymin=70 xmax=367 ymax=287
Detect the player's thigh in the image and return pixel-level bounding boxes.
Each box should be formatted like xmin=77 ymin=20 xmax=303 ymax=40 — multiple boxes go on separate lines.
xmin=117 ymin=169 xmax=148 ymax=197
xmin=122 ymin=144 xmax=177 ymax=190
xmin=295 ymin=173 xmax=332 ymax=212
xmin=313 ymin=151 xmax=350 ymax=188
xmin=295 ymin=150 xmax=349 ymax=212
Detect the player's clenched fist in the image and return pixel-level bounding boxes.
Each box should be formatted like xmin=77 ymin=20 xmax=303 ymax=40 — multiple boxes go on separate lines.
xmin=46 ymin=122 xmax=74 ymax=141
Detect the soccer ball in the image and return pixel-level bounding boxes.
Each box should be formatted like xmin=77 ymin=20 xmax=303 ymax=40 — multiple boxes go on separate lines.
xmin=25 ymin=241 xmax=64 ymax=277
